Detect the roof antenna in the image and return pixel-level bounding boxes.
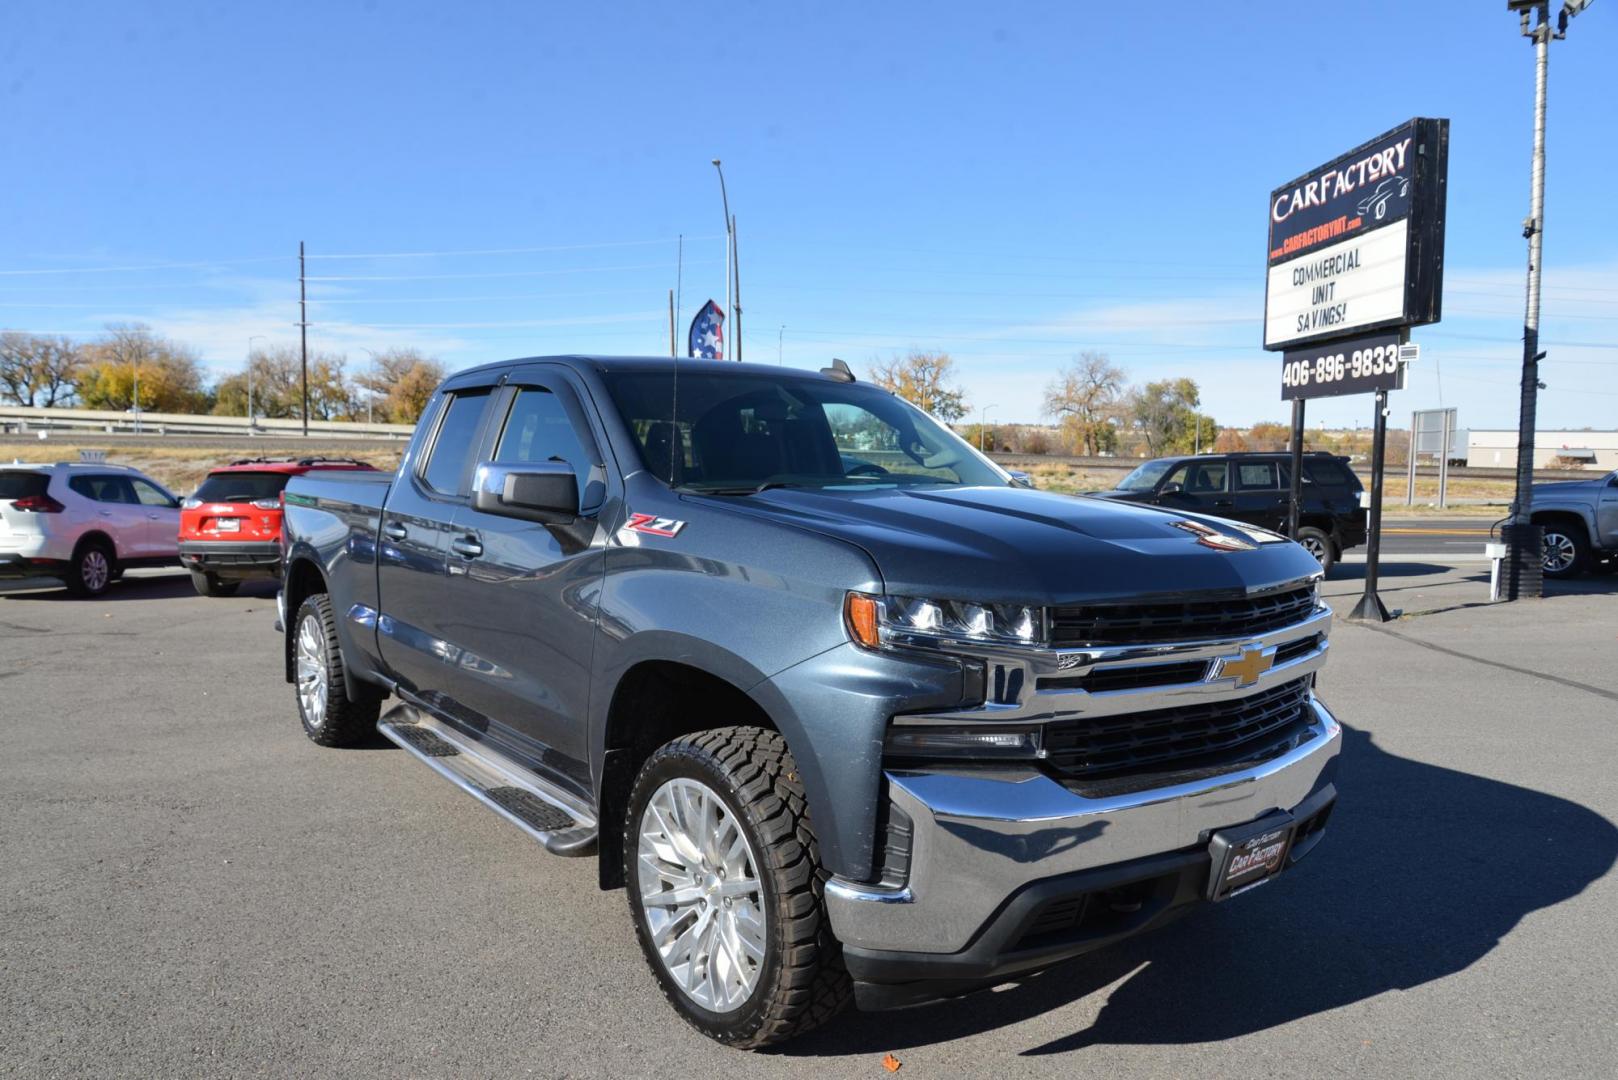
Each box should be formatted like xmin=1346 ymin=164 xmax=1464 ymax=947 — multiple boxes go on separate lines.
xmin=820 ymin=357 xmax=855 ymax=382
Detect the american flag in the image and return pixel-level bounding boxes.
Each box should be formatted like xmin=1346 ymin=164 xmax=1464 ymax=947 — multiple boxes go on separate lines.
xmin=688 ymin=299 xmax=725 ymax=360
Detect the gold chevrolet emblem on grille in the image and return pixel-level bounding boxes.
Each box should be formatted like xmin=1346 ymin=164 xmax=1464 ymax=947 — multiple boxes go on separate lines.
xmin=1214 ymin=648 xmax=1275 ymax=688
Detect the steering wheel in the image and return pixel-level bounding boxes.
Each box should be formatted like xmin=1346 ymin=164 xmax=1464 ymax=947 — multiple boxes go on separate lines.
xmin=845 ymin=462 xmax=890 ymax=478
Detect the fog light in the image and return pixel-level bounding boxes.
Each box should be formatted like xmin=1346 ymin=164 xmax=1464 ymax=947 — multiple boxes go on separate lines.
xmin=885 ymin=726 xmax=1042 ymax=760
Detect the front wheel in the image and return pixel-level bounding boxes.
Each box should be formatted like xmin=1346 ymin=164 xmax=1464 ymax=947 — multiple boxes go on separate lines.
xmin=1541 ymin=525 xmax=1589 ymax=579
xmin=625 ymin=727 xmax=851 ymax=1049
xmin=293 ymin=593 xmax=379 ymax=746
xmin=1295 ymin=526 xmax=1336 ymax=575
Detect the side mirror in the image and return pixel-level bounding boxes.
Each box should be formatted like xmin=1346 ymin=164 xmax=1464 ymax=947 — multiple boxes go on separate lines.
xmin=472 ymin=461 xmax=579 ymax=524
xmin=1007 ymin=470 xmax=1035 ymax=489
xmin=1161 ymin=481 xmax=1184 ymax=495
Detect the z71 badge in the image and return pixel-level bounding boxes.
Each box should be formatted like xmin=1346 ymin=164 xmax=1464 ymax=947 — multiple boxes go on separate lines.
xmin=624 ymin=512 xmax=686 ymax=538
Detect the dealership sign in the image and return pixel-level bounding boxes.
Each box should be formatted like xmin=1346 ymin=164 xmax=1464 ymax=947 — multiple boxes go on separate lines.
xmin=1263 ymin=118 xmax=1448 ymax=354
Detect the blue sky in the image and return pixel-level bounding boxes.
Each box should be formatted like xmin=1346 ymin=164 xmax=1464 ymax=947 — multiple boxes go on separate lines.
xmin=2 ymin=0 xmax=1614 ymax=431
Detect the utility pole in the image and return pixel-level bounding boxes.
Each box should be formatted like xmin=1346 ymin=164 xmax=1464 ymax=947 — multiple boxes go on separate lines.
xmin=731 ymin=214 xmax=742 ymax=361
xmin=1503 ymin=0 xmax=1597 ymax=599
xmin=778 ymin=325 xmax=784 ymax=365
xmin=298 ymin=241 xmax=310 ymax=436
xmin=979 ymin=404 xmax=998 ymax=452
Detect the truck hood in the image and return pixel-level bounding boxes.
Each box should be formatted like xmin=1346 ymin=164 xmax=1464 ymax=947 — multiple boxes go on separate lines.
xmin=1532 ymin=474 xmax=1614 ymax=498
xmin=692 ymin=484 xmax=1321 ymax=605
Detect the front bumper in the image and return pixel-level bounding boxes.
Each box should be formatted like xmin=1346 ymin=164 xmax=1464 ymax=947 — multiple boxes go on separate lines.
xmin=827 ymin=693 xmax=1341 ymax=1008
xmin=178 ymin=540 xmax=282 ymax=578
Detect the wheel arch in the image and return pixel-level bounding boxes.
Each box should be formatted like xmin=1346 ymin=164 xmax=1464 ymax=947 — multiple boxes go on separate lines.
xmin=281 ymin=555 xmax=328 ymax=684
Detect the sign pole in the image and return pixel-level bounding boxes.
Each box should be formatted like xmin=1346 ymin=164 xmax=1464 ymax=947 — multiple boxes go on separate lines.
xmin=1287 ymin=398 xmax=1305 ymax=539
xmin=1349 ymin=387 xmax=1393 ymax=622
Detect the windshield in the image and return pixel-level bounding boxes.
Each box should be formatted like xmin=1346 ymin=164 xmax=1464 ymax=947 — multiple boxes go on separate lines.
xmin=1115 ymin=459 xmax=1176 ymax=492
xmin=194 ymin=471 xmax=291 ymax=503
xmin=599 ymin=370 xmax=1009 ymax=492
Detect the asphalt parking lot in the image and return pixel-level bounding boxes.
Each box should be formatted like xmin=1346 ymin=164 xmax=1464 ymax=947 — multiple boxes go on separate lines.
xmin=3 ymin=562 xmax=1615 ymax=1078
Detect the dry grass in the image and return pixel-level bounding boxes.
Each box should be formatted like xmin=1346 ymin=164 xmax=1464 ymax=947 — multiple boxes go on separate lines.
xmin=0 ymin=442 xmax=403 ymax=495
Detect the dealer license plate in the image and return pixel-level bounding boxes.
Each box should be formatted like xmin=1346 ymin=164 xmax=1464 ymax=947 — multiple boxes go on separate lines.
xmin=216 ymin=518 xmax=240 ymax=533
xmin=1208 ymin=816 xmax=1295 ymax=901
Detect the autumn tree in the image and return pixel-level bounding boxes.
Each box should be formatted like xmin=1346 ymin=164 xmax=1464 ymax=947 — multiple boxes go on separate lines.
xmin=1124 ymin=377 xmax=1217 ymax=456
xmin=354 ymin=348 xmax=448 ymax=424
xmin=1246 ymin=421 xmax=1293 ymax=451
xmin=213 ymin=344 xmax=360 ymax=421
xmin=867 ymin=351 xmax=968 ymax=422
xmin=1043 ymin=352 xmax=1125 ymax=456
xmin=0 ymin=332 xmax=84 ymax=407
xmin=78 ymin=323 xmax=209 ymax=413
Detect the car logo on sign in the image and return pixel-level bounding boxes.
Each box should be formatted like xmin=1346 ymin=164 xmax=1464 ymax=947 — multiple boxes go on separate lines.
xmin=1213 ymin=647 xmax=1276 ymax=689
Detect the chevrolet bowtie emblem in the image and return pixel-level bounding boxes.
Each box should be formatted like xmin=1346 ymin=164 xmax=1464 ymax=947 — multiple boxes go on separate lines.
xmin=1214 ymin=647 xmax=1275 ymax=688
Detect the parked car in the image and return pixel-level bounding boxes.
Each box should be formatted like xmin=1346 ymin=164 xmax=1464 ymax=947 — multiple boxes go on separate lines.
xmin=1089 ymin=451 xmax=1366 ymax=573
xmin=1528 ymin=468 xmax=1618 ymax=578
xmin=0 ymin=462 xmax=182 ymax=597
xmin=179 ymin=457 xmax=377 ymax=596
xmin=278 ymin=357 xmax=1340 ymax=1048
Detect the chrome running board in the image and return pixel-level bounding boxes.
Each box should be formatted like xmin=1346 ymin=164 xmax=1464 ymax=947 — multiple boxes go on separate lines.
xmin=377 ymin=704 xmax=598 ymax=857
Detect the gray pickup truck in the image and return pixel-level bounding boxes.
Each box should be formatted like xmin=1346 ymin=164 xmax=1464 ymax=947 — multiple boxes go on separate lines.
xmin=1531 ymin=469 xmax=1618 ymax=578
xmin=278 ymin=355 xmax=1341 ymax=1048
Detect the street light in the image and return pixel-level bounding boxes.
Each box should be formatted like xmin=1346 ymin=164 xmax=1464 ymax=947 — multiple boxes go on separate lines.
xmin=246 ymin=335 xmax=266 ymax=427
xmin=979 ymin=404 xmax=999 ymax=452
xmin=358 ymin=347 xmax=379 ymax=429
xmin=712 ymin=159 xmax=739 ymax=360
xmin=1502 ymin=0 xmax=1597 ymax=599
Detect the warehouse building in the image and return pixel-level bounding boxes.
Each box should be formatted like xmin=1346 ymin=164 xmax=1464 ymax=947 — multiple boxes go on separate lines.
xmin=1466 ymin=429 xmax=1618 ymax=470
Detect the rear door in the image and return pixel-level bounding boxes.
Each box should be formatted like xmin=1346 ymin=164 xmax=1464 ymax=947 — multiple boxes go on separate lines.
xmin=437 ymin=368 xmax=612 ymax=788
xmin=1230 ymin=459 xmax=1288 ymax=531
xmin=68 ymin=474 xmax=146 ymax=558
xmin=375 ymin=370 xmax=505 ymax=704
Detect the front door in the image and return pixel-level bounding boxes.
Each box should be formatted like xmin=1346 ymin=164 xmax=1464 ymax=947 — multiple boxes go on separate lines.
xmin=438 ymin=369 xmax=612 ymax=791
xmin=128 ymin=476 xmax=182 ymax=557
xmin=1156 ymin=459 xmax=1232 ymax=518
xmin=376 ymin=375 xmax=503 ymax=703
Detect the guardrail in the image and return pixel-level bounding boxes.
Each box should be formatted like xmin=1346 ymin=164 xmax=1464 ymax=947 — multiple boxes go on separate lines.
xmin=0 ymin=405 xmax=412 ymax=440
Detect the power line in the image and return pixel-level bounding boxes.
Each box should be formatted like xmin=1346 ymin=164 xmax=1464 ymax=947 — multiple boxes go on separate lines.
xmin=304 ymin=261 xmax=716 ymax=282
xmin=304 ymin=235 xmax=723 ymax=260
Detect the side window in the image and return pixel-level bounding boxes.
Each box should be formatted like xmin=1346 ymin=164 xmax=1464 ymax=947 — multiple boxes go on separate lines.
xmin=69 ymin=474 xmax=133 ymax=503
xmin=1236 ymin=462 xmax=1278 ymax=490
xmin=420 ymin=390 xmax=492 ymax=495
xmin=1186 ymin=461 xmax=1228 ymax=493
xmin=493 ymin=387 xmax=594 ymax=495
xmin=130 ymin=478 xmax=175 ymax=507
xmin=1162 ymin=463 xmax=1192 ymax=492
xmin=1303 ymin=460 xmax=1352 ymax=489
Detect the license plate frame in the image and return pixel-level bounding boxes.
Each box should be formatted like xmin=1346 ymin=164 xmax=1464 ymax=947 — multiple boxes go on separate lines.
xmin=1207 ymin=812 xmax=1296 ymax=901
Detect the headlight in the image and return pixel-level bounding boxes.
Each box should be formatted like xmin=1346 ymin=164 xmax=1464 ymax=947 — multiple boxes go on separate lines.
xmin=845 ymin=592 xmax=1045 ymax=650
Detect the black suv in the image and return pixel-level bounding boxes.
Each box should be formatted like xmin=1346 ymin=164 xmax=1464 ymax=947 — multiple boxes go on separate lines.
xmin=1090 ymin=451 xmax=1366 ymax=572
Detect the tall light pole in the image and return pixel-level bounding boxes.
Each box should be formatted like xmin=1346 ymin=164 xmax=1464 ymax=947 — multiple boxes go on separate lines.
xmin=358 ymin=347 xmax=379 ymax=429
xmin=246 ymin=335 xmax=266 ymax=427
xmin=1503 ymin=0 xmax=1596 ymax=599
xmin=979 ymin=404 xmax=998 ymax=452
xmin=711 ymin=159 xmax=738 ymax=360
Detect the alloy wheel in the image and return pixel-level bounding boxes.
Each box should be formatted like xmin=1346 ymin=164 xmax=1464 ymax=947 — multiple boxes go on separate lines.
xmin=80 ymin=549 xmax=110 ymax=592
xmin=1542 ymin=531 xmax=1577 ymax=575
xmin=636 ymin=777 xmax=767 ymax=1013
xmin=295 ymin=614 xmax=329 ymax=725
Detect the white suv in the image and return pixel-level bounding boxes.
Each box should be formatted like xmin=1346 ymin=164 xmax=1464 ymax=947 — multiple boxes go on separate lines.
xmin=0 ymin=463 xmax=183 ymax=597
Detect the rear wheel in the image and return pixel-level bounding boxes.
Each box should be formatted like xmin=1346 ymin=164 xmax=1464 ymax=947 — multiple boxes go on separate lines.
xmin=293 ymin=592 xmax=379 ymax=746
xmin=1540 ymin=524 xmax=1588 ymax=579
xmin=1295 ymin=526 xmax=1336 ymax=575
xmin=625 ymin=727 xmax=851 ymax=1049
xmin=189 ymin=569 xmax=240 ymax=597
xmin=64 ymin=539 xmax=115 ymax=598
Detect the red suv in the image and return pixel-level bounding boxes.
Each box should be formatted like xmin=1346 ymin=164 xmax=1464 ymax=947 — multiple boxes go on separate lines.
xmin=179 ymin=458 xmax=376 ymax=596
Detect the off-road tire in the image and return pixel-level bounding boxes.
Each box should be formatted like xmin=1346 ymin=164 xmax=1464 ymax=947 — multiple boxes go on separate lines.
xmin=625 ymin=727 xmax=852 ymax=1049
xmin=1296 ymin=526 xmax=1336 ymax=575
xmin=190 ymin=569 xmax=240 ymax=597
xmin=293 ymin=592 xmax=379 ymax=747
xmin=64 ymin=538 xmax=116 ymax=598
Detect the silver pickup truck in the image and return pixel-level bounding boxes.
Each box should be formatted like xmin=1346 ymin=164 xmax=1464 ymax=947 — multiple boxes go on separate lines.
xmin=1532 ymin=469 xmax=1618 ymax=578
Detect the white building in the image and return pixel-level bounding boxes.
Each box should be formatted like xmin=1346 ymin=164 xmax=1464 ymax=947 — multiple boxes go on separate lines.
xmin=1466 ymin=429 xmax=1618 ymax=470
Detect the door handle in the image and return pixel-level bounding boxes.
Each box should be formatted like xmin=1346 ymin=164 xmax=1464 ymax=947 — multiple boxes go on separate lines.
xmin=381 ymin=521 xmax=408 ymax=542
xmin=147 ymin=513 xmax=161 ymax=519
xmin=1214 ymin=499 xmax=1234 ymax=508
xmin=451 ymin=536 xmax=483 ymax=559
xmin=100 ymin=509 xmax=113 ymax=517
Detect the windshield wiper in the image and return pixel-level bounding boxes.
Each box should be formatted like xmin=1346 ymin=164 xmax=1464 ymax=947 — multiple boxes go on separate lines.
xmin=680 ymin=481 xmax=813 ymax=496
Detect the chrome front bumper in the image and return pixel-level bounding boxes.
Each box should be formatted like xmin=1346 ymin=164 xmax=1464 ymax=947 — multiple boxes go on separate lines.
xmin=826 ymin=693 xmax=1342 ymax=954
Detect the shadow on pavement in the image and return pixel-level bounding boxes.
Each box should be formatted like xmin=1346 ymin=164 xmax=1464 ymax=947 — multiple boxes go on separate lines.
xmin=785 ymin=726 xmax=1617 ymax=1059
xmin=2 ymin=573 xmax=281 ymax=603
xmin=1326 ymin=561 xmax=1456 ymax=581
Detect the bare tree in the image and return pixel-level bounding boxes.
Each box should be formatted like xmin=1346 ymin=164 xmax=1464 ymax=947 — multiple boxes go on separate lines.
xmin=1043 ymin=352 xmax=1126 ymax=456
xmin=867 ymin=351 xmax=968 ymax=421
xmin=0 ymin=332 xmax=84 ymax=407
xmin=353 ymin=348 xmax=448 ymax=424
